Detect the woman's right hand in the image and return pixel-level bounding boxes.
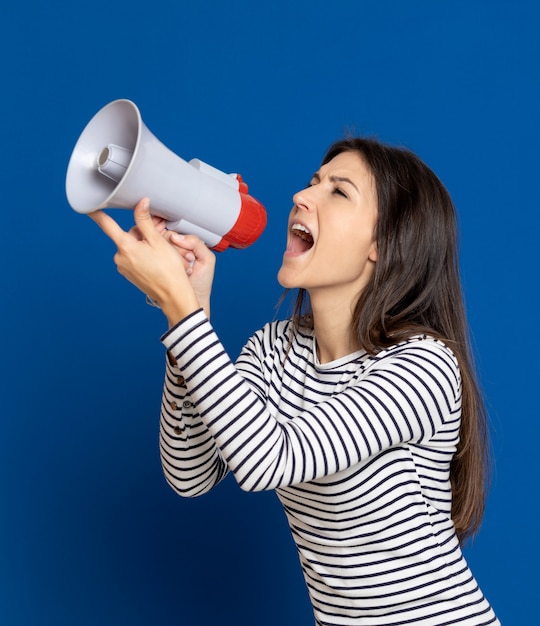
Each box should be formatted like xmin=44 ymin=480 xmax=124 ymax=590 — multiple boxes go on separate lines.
xmin=164 ymin=231 xmax=216 ymax=319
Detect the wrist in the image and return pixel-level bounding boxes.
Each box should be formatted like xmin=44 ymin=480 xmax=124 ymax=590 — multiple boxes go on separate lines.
xmin=199 ymin=298 xmax=211 ymax=320
xmin=160 ymin=292 xmax=200 ymax=328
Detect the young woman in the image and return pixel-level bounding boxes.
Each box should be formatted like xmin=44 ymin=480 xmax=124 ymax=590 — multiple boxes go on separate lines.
xmin=91 ymin=137 xmax=500 ymax=625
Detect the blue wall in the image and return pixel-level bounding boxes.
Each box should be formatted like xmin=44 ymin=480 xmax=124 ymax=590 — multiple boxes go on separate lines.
xmin=1 ymin=1 xmax=537 ymax=624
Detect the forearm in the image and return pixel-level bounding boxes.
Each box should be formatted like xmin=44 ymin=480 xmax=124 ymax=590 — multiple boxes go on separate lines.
xmin=160 ymin=351 xmax=229 ymax=496
xmin=162 ymin=311 xmax=289 ymax=492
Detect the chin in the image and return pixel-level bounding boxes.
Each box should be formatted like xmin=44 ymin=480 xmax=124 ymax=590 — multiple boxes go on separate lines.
xmin=277 ymin=266 xmax=298 ymax=289
xmin=277 ymin=270 xmax=289 ymax=288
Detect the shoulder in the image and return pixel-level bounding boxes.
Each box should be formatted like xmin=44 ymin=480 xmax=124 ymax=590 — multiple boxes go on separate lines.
xmin=374 ymin=334 xmax=458 ymax=360
xmin=365 ymin=335 xmax=461 ymax=387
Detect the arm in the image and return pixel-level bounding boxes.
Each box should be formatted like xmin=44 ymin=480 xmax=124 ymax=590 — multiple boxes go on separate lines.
xmin=157 ymin=318 xmax=291 ymax=497
xmin=163 ymin=311 xmax=462 ymax=492
xmin=160 ymin=349 xmax=230 ymax=497
xmin=89 ymin=199 xmax=225 ymax=495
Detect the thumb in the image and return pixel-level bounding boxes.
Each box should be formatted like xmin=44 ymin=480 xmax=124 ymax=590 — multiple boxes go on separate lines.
xmin=133 ymin=198 xmax=160 ymax=243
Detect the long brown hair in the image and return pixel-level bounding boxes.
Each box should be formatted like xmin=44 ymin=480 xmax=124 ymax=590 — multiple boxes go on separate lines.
xmin=291 ymin=137 xmax=490 ymax=543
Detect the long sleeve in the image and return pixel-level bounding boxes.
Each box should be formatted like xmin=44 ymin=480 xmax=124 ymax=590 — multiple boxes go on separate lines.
xmin=160 ymin=309 xmax=461 ymax=494
xmin=159 ymin=341 xmax=229 ymax=497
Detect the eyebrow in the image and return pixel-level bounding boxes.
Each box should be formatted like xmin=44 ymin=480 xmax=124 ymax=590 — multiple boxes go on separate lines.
xmin=311 ymin=172 xmax=359 ymax=192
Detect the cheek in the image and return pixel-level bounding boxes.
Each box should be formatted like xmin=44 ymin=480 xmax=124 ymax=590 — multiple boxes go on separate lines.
xmin=321 ymin=224 xmax=374 ymax=254
xmin=317 ymin=229 xmax=377 ymax=278
xmin=368 ymin=240 xmax=378 ymax=262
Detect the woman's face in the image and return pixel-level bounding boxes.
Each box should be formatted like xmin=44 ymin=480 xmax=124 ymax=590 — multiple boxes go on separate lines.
xmin=278 ymin=151 xmax=378 ymax=306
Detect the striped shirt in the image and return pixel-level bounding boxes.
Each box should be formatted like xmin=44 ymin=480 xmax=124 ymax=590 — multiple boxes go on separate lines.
xmin=160 ymin=309 xmax=499 ymax=625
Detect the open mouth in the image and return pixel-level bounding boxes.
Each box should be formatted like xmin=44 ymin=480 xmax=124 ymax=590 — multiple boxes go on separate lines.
xmin=290 ymin=223 xmax=314 ymax=253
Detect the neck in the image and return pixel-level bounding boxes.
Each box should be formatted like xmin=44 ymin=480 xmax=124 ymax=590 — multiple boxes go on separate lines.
xmin=310 ymin=291 xmax=360 ymax=364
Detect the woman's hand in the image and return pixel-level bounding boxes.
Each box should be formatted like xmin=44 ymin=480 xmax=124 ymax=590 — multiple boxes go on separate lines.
xmin=89 ymin=198 xmax=212 ymax=327
xmin=124 ymin=207 xmax=215 ymax=317
xmin=163 ymin=231 xmax=215 ymax=319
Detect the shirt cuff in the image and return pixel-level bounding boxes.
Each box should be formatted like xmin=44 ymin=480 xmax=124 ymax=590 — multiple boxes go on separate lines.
xmin=160 ymin=308 xmax=208 ymax=356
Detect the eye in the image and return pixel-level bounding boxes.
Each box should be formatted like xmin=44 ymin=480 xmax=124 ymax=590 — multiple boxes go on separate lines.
xmin=333 ymin=187 xmax=348 ymax=198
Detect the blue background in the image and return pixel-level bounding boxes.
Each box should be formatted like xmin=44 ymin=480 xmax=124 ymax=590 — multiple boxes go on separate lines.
xmin=1 ymin=1 xmax=537 ymax=624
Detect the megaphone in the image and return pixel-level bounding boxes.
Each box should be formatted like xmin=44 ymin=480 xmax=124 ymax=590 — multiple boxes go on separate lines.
xmin=65 ymin=99 xmax=266 ymax=251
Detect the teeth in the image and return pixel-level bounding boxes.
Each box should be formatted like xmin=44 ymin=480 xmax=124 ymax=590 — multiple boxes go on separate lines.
xmin=291 ymin=223 xmax=314 ymax=245
xmin=291 ymin=223 xmax=311 ymax=235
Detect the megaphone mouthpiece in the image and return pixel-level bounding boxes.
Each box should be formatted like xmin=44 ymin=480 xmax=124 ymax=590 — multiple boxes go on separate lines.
xmin=66 ymin=99 xmax=267 ymax=250
xmin=97 ymin=144 xmax=133 ymax=183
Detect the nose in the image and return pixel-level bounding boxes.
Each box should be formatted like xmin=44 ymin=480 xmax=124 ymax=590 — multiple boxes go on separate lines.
xmin=292 ymin=186 xmax=316 ymax=212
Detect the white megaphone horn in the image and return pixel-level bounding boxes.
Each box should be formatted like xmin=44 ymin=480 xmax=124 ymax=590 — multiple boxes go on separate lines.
xmin=65 ymin=99 xmax=267 ymax=251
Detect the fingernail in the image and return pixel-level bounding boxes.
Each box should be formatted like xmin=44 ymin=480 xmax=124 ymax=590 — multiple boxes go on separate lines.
xmin=172 ymin=233 xmax=185 ymax=242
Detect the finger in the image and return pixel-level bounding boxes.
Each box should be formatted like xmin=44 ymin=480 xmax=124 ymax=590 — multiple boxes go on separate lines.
xmin=172 ymin=233 xmax=215 ymax=265
xmin=88 ymin=210 xmax=127 ymax=245
xmin=162 ymin=233 xmax=196 ymax=265
xmin=169 ymin=233 xmax=203 ymax=253
xmin=127 ymin=224 xmax=146 ymax=242
xmin=151 ymin=216 xmax=168 ymax=234
xmin=133 ymin=198 xmax=161 ymax=245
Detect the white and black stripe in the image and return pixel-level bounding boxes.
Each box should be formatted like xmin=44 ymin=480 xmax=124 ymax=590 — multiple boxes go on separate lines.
xmin=160 ymin=309 xmax=499 ymax=625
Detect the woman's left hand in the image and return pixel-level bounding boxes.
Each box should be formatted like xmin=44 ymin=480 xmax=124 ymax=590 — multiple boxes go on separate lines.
xmin=89 ymin=197 xmax=200 ymax=327
xmin=163 ymin=231 xmax=215 ymax=319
